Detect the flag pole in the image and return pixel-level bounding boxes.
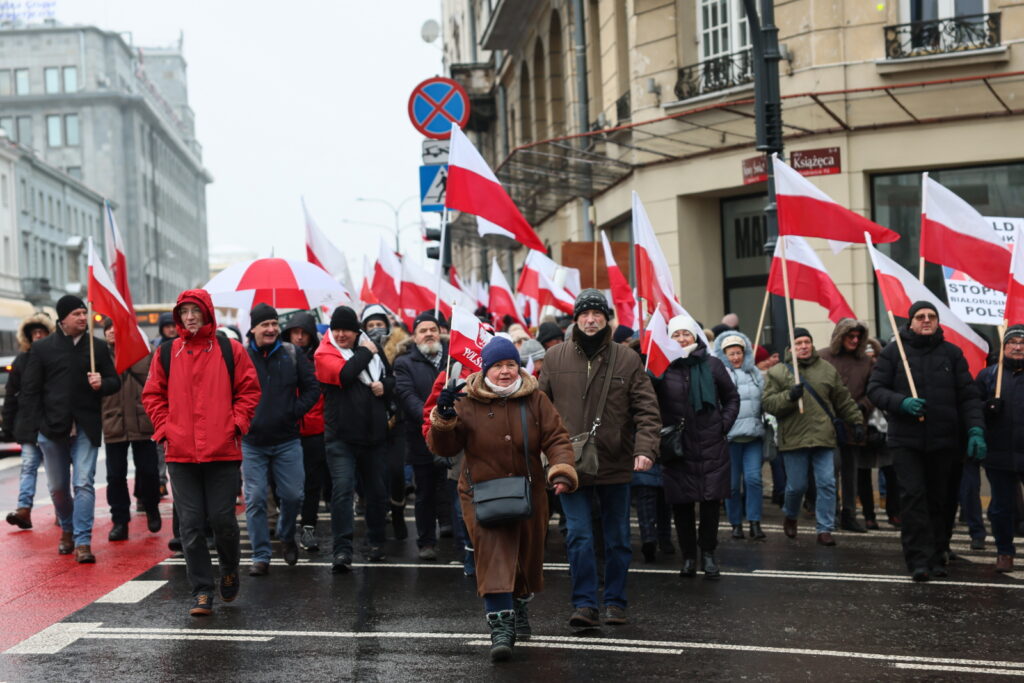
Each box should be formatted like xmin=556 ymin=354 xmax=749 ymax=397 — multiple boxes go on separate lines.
xmin=919 ymin=172 xmax=928 ymax=283
xmin=434 ymin=208 xmax=449 ymax=317
xmin=996 ymin=322 xmax=1006 ymax=399
xmin=777 ymin=236 xmax=804 ymax=413
xmin=753 ymin=288 xmax=770 ymax=353
xmin=592 ymin=239 xmax=598 ymax=288
xmin=87 ymin=299 xmax=96 ymax=373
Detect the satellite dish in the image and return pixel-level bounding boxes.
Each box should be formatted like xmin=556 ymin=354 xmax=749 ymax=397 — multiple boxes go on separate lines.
xmin=421 ymin=19 xmax=440 ymax=44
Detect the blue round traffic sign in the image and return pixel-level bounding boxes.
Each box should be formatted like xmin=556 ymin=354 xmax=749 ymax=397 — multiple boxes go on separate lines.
xmin=408 ymin=77 xmax=471 ymax=140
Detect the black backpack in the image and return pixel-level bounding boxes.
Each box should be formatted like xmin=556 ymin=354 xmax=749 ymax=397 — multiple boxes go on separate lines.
xmin=159 ymin=336 xmax=235 ymax=385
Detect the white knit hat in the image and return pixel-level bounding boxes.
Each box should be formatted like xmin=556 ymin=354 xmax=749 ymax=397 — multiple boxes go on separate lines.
xmin=667 ymin=315 xmax=700 ymax=339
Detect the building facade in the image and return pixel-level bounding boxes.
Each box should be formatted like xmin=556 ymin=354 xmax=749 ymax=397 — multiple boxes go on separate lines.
xmin=0 ymin=21 xmax=212 ymax=305
xmin=442 ymin=1 xmax=1024 ymax=345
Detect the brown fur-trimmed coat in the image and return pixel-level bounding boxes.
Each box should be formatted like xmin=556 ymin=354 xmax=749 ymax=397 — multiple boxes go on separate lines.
xmin=428 ymin=370 xmax=577 ymax=597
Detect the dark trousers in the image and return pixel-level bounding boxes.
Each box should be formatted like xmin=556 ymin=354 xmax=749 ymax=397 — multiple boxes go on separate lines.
xmin=892 ymin=447 xmax=955 ymax=572
xmin=959 ymin=461 xmax=987 ymax=540
xmin=633 ymin=485 xmax=672 ymax=545
xmin=386 ymin=430 xmax=407 ymax=507
xmin=673 ymin=501 xmax=720 ymax=557
xmin=838 ymin=445 xmax=859 ymax=516
xmin=325 ymin=437 xmax=387 ymax=558
xmin=412 ymin=462 xmax=446 ymax=549
xmin=300 ymin=434 xmax=327 ymax=527
xmin=858 ymin=465 xmax=900 ymax=522
xmin=943 ymin=457 xmax=965 ymax=552
xmin=985 ymin=468 xmax=1024 ymax=556
xmin=106 ymin=439 xmax=160 ymax=524
xmin=167 ymin=461 xmax=241 ymax=596
xmin=770 ymin=457 xmax=786 ymax=500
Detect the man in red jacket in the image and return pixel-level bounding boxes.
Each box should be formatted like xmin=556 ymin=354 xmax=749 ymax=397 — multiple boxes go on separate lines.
xmin=143 ymin=290 xmax=261 ymax=617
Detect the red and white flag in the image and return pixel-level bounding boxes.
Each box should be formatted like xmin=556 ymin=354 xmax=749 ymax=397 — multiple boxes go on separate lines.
xmin=643 ymin=308 xmax=684 ymax=378
xmin=633 ymin=192 xmax=685 ymax=318
xmin=536 ymin=268 xmax=575 ymax=315
xmin=867 ymin=237 xmax=988 ymax=376
xmin=446 ymin=125 xmax=546 ymax=252
xmin=103 ymin=201 xmax=135 ymax=315
xmin=516 ymin=250 xmax=578 ymax=303
xmin=767 ymin=235 xmax=856 ymax=323
xmin=359 ymin=255 xmax=379 ymax=305
xmin=303 ymin=198 xmax=354 ymax=300
xmin=371 ymin=238 xmax=402 ymax=313
xmin=400 ymin=258 xmax=475 ymax=328
xmin=921 ymin=174 xmax=1011 ymax=292
xmin=488 ymin=257 xmax=526 ymax=328
xmin=88 ymin=237 xmax=149 ymax=373
xmin=774 ymin=155 xmax=899 ymax=245
xmin=1005 ymin=235 xmax=1024 ymax=325
xmin=601 ymin=230 xmax=637 ymax=328
xmin=449 ymin=305 xmax=493 ymax=374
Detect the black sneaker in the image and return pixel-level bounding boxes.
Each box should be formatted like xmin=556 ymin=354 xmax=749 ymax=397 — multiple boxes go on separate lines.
xmin=568 ymin=606 xmax=601 ymax=628
xmin=282 ymin=541 xmax=299 ymax=566
xmin=332 ymin=555 xmax=352 ymax=574
xmin=300 ymin=525 xmax=319 ymax=552
xmin=249 ymin=561 xmax=270 ymax=577
xmin=220 ymin=571 xmax=239 ymax=602
xmin=146 ymin=508 xmax=162 ymax=533
xmin=364 ymin=546 xmax=386 ymax=562
xmin=168 ymin=537 xmax=183 ymax=552
xmin=604 ymin=605 xmax=628 ymax=625
xmin=190 ymin=593 xmax=213 ymax=617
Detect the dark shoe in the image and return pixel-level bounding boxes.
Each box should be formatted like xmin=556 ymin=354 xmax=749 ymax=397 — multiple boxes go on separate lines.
xmin=391 ymin=505 xmax=408 ymax=540
xmin=190 ymin=593 xmax=213 ymax=617
xmin=249 ymin=561 xmax=269 ymax=577
xmin=219 ymin=570 xmax=239 ymax=602
xmin=912 ymin=568 xmax=930 ymax=582
xmin=749 ymin=521 xmax=766 ymax=540
xmin=816 ymin=532 xmax=836 ymax=547
xmin=840 ymin=511 xmax=867 ymax=533
xmin=658 ymin=539 xmax=675 ymax=555
xmin=331 ymin=555 xmax=352 ymax=574
xmin=680 ymin=558 xmax=697 ymax=577
xmin=58 ymin=530 xmax=74 ymax=555
xmin=108 ymin=523 xmax=128 ymax=542
xmin=568 ymin=606 xmax=601 ymax=628
xmin=364 ymin=546 xmax=386 ymax=562
xmin=439 ymin=524 xmax=453 ymax=539
xmin=970 ymin=537 xmax=986 ymax=551
xmin=486 ymin=610 xmax=516 ymax=662
xmin=168 ymin=537 xmax=183 ymax=552
xmin=146 ymin=508 xmax=162 ymax=533
xmin=6 ymin=507 xmax=32 ymax=529
xmin=74 ymin=545 xmax=96 ymax=563
xmin=864 ymin=518 xmax=880 ymax=530
xmin=418 ymin=546 xmax=437 ymax=561
xmin=930 ymin=565 xmax=948 ymax=578
xmin=731 ymin=524 xmax=745 ymax=540
xmin=300 ymin=525 xmax=319 ymax=552
xmin=783 ymin=517 xmax=797 ymax=539
xmin=888 ymin=515 xmax=901 ymax=529
xmin=995 ymin=555 xmax=1014 ymax=573
xmin=282 ymin=541 xmax=299 ymax=566
xmin=641 ymin=541 xmax=656 ymax=563
xmin=702 ymin=551 xmax=721 ymax=580
xmin=604 ymin=604 xmax=628 ymax=625
xmin=514 ymin=596 xmax=532 ymax=640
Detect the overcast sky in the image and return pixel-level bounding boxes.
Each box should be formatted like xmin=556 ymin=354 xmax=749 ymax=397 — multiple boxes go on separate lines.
xmin=59 ymin=0 xmax=445 ymax=282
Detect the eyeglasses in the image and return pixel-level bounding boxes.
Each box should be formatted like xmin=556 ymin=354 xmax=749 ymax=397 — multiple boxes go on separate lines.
xmin=1006 ymin=340 xmax=1024 ymax=347
xmin=912 ymin=314 xmax=938 ymax=321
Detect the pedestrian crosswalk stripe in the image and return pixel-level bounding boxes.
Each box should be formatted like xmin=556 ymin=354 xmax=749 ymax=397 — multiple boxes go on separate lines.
xmin=94 ymin=581 xmax=167 ymax=604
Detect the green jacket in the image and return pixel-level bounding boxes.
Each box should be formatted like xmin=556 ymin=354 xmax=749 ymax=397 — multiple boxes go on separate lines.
xmin=762 ymin=350 xmax=863 ymax=452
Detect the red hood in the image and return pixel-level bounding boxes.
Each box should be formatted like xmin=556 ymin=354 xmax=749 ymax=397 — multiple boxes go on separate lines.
xmin=173 ymin=289 xmax=217 ymax=341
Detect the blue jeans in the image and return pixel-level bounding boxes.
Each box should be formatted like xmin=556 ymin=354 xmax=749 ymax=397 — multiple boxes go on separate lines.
xmin=242 ymin=439 xmax=305 ymax=562
xmin=959 ymin=461 xmax=987 ymax=540
xmin=16 ymin=443 xmax=44 ymax=509
xmin=782 ymin=447 xmax=836 ymax=533
xmin=725 ymin=439 xmax=763 ymax=525
xmin=325 ymin=436 xmax=387 ymax=559
xmin=984 ymin=468 xmax=1024 ymax=556
xmin=560 ymin=483 xmax=632 ymax=609
xmin=38 ymin=432 xmax=98 ymax=546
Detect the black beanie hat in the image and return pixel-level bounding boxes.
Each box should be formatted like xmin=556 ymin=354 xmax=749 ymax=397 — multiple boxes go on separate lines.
xmin=612 ymin=325 xmax=635 ymax=344
xmin=537 ymin=322 xmax=562 ymax=346
xmin=56 ymin=294 xmax=86 ymax=322
xmin=792 ymin=327 xmax=812 ymax=342
xmin=573 ymin=288 xmax=612 ymax=321
xmin=249 ymin=303 xmax=279 ymax=331
xmin=330 ymin=305 xmax=361 ymax=332
xmin=1004 ymin=324 xmax=1024 ymax=345
xmin=413 ymin=310 xmax=439 ymax=332
xmin=908 ymin=300 xmax=938 ymax=321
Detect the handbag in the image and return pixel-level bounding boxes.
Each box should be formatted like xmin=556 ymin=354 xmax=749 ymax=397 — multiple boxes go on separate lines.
xmin=467 ymin=401 xmax=533 ymax=527
xmin=785 ymin=363 xmax=848 ymax=445
xmin=570 ymin=342 xmax=616 ymax=477
xmin=658 ymin=419 xmax=686 ymax=464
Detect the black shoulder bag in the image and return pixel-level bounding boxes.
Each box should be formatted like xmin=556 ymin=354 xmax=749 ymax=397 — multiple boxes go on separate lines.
xmin=467 ymin=401 xmax=533 ymax=527
xmin=785 ymin=363 xmax=848 ymax=445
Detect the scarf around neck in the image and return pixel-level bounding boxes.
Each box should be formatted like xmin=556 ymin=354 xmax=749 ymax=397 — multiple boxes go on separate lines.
xmin=484 ymin=375 xmax=523 ymax=397
xmin=328 ymin=331 xmax=383 ymax=386
xmin=678 ymin=345 xmax=715 ymax=414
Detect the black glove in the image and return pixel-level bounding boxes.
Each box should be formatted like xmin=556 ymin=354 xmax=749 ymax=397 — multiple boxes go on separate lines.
xmin=436 ymin=387 xmax=465 ymax=420
xmin=985 ymin=398 xmax=1004 ymax=416
xmin=788 ymin=384 xmax=804 ymax=402
xmin=852 ymin=423 xmax=866 ymax=444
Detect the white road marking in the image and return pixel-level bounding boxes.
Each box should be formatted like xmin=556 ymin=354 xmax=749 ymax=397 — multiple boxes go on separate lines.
xmin=892 ymin=663 xmax=1024 ymax=676
xmin=6 ymin=622 xmax=103 ymax=655
xmin=85 ymin=633 xmax=273 ymax=643
xmin=94 ymin=581 xmax=167 ymax=604
xmin=465 ymin=639 xmax=683 ymax=655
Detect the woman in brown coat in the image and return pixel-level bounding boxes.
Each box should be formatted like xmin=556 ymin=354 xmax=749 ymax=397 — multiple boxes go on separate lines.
xmin=428 ymin=337 xmax=577 ymax=663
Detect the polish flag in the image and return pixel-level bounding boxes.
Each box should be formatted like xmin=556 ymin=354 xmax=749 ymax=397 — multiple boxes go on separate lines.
xmin=371 ymin=238 xmax=402 ymax=313
xmin=103 ymin=201 xmax=135 ymax=315
xmin=476 ymin=215 xmax=515 ymax=241
xmin=303 ymin=198 xmax=354 ymax=300
xmin=449 ymin=305 xmax=493 ymax=374
xmin=88 ymin=237 xmax=149 ymax=373
xmin=446 ymin=125 xmax=546 ymax=252
xmin=359 ymin=255 xmax=379 ymax=305
xmin=633 ymin=192 xmax=685 ymax=317
xmin=1005 ymin=236 xmax=1024 ymax=325
xmin=601 ymin=230 xmax=636 ymax=328
xmin=488 ymin=257 xmax=526 ymax=328
xmin=774 ymin=155 xmax=899 ymax=245
xmin=643 ymin=308 xmax=684 ymax=378
xmin=767 ymin=236 xmax=856 ymax=323
xmin=400 ymin=258 xmax=475 ymax=328
xmin=921 ymin=174 xmax=1011 ymax=292
xmin=516 ymin=250 xmax=579 ymax=303
xmin=867 ymin=237 xmax=988 ymax=376
xmin=536 ymin=268 xmax=575 ymax=315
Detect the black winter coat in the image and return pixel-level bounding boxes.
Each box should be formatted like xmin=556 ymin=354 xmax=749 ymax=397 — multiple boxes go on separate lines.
xmin=244 ymin=339 xmax=320 ymax=446
xmin=976 ymin=360 xmax=1024 ymax=472
xmin=393 ymin=340 xmax=447 ymax=465
xmin=18 ymin=328 xmax=121 ymax=446
xmin=319 ymin=346 xmax=395 ymax=446
xmin=867 ymin=326 xmax=983 ymax=453
xmin=2 ymin=351 xmax=29 ymax=442
xmin=653 ymin=348 xmax=739 ymax=504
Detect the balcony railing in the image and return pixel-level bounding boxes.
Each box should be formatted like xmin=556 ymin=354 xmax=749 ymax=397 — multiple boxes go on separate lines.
xmin=884 ymin=12 xmax=1000 ymax=60
xmin=674 ymin=48 xmax=753 ymax=101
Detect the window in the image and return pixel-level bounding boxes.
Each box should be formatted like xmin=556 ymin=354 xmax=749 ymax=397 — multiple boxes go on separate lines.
xmin=908 ymin=0 xmax=985 ymax=22
xmin=16 ymin=116 xmax=31 ymax=147
xmin=46 ymin=115 xmax=62 ymax=147
xmin=14 ymin=69 xmax=29 ymax=95
xmin=66 ymin=166 xmax=82 ymax=180
xmin=0 ymin=117 xmax=12 ymax=139
xmin=1 ymin=174 xmax=7 ymax=207
xmin=64 ymin=114 xmax=80 ymax=146
xmin=62 ymin=66 xmax=77 ymax=92
xmin=699 ymin=0 xmax=749 ymax=61
xmin=0 ymin=70 xmax=10 ymax=95
xmin=44 ymin=67 xmax=59 ymax=94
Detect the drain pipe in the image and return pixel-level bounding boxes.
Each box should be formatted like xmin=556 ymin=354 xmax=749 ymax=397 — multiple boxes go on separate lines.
xmin=572 ymin=0 xmax=594 ymax=241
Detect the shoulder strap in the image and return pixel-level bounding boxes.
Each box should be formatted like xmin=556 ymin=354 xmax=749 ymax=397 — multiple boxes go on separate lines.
xmin=520 ymin=400 xmax=532 ymax=483
xmin=785 ymin=362 xmax=835 ymax=420
xmin=160 ymin=339 xmax=173 ymax=377
xmin=591 ymin=342 xmax=617 ymax=433
xmin=218 ymin=336 xmax=235 ymax=387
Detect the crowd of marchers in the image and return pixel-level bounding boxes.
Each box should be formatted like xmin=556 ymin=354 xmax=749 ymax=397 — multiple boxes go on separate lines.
xmin=2 ymin=288 xmax=1022 ymax=664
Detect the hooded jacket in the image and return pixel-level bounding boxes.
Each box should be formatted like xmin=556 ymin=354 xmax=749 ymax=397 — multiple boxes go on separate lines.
xmin=142 ymin=289 xmax=261 ymax=463
xmin=712 ymin=330 xmax=764 ymax=441
xmin=281 ymin=312 xmax=324 ymax=437
xmin=976 ymin=358 xmax=1024 ymax=472
xmin=314 ymin=330 xmax=394 ymax=446
xmin=394 ymin=336 xmax=449 ymax=464
xmin=244 ymin=336 xmax=319 ymax=447
xmin=2 ymin=313 xmax=55 ymax=442
xmin=818 ymin=319 xmax=874 ymax=427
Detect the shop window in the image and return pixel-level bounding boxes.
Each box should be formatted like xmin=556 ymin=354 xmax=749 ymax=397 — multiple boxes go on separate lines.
xmin=721 ymin=194 xmax=771 ymax=344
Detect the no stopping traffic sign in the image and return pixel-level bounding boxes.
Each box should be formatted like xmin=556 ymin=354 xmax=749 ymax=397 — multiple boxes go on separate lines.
xmin=408 ymin=77 xmax=470 ymax=140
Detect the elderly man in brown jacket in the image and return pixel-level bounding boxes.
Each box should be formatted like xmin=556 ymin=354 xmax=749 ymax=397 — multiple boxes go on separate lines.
xmin=819 ymin=318 xmax=873 ymax=533
xmin=538 ymin=289 xmax=660 ymax=629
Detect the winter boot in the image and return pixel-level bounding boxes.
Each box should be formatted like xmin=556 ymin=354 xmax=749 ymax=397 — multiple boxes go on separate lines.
xmin=485 ymin=610 xmax=516 ymax=662
xmin=391 ymin=505 xmax=408 ymax=540
xmin=6 ymin=507 xmax=32 ymax=529
xmin=513 ymin=595 xmax=532 ymax=640
xmin=749 ymin=521 xmax=766 ymax=540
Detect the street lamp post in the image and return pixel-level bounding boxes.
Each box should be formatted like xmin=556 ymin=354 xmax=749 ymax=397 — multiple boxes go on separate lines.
xmin=356 ymin=196 xmax=419 ymax=254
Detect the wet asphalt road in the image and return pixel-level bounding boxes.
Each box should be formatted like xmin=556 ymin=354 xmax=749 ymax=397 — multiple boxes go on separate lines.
xmin=1 ymin=463 xmax=1022 ymax=681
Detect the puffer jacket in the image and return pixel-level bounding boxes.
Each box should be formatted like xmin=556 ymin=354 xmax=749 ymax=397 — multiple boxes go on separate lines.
xmin=976 ymin=358 xmax=1024 ymax=472
xmin=281 ymin=312 xmax=324 ymax=437
xmin=712 ymin=330 xmax=764 ymax=440
xmin=142 ymin=289 xmax=261 ymax=463
xmin=394 ymin=336 xmax=448 ymax=465
xmin=818 ymin=318 xmax=874 ymax=427
xmin=763 ymin=348 xmax=863 ymax=452
xmin=101 ymin=350 xmax=154 ymax=443
xmin=2 ymin=313 xmax=54 ymax=442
